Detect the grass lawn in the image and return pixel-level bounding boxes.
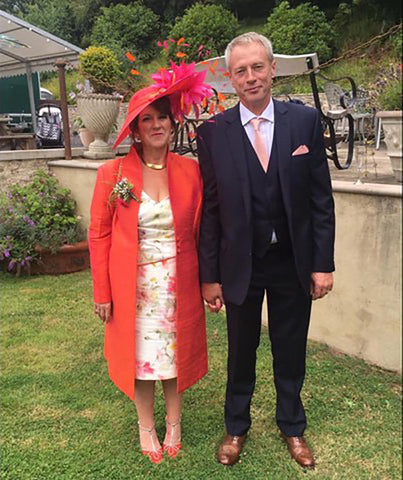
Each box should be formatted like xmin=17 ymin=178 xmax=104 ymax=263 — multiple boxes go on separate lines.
xmin=1 ymin=271 xmax=401 ymax=479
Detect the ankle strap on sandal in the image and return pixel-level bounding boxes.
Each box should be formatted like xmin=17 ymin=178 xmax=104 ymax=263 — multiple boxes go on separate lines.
xmin=165 ymin=416 xmax=181 ymax=428
xmin=138 ymin=422 xmax=156 ymax=433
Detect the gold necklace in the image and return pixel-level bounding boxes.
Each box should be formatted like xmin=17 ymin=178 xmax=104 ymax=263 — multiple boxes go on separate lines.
xmin=141 ymin=158 xmax=167 ymax=170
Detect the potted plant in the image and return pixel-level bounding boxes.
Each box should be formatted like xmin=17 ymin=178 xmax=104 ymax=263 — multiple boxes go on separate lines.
xmin=77 ymin=46 xmax=123 ymax=159
xmin=0 ymin=170 xmax=89 ymax=276
xmin=373 ymin=65 xmax=402 ymax=182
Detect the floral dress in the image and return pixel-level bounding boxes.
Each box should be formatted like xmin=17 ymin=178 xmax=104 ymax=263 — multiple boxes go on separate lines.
xmin=135 ymin=190 xmax=177 ymax=380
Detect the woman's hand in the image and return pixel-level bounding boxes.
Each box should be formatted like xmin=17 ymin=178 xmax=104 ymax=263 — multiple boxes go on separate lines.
xmin=201 ymin=282 xmax=224 ymax=313
xmin=94 ymin=302 xmax=112 ymax=323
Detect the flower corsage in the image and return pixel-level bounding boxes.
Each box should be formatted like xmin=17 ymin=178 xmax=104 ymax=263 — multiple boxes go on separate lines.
xmin=111 ymin=178 xmax=141 ymax=206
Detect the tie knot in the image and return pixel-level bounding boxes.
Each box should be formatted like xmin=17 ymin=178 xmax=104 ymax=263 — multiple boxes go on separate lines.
xmin=250 ymin=117 xmax=264 ymax=132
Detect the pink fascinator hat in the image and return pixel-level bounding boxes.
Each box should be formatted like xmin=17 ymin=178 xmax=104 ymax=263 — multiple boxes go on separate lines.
xmin=113 ymin=61 xmax=213 ymax=149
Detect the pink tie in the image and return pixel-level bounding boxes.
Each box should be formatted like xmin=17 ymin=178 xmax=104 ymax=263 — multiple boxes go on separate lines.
xmin=250 ymin=117 xmax=269 ymax=172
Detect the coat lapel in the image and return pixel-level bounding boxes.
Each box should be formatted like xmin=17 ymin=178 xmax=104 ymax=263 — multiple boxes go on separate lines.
xmin=273 ymin=100 xmax=292 ymax=214
xmin=224 ymin=105 xmax=251 ymax=223
xmin=117 ymin=147 xmax=143 ymax=236
xmin=121 ymin=146 xmax=143 ymax=196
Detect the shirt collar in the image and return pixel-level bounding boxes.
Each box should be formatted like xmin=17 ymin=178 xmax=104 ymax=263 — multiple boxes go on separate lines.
xmin=240 ymin=98 xmax=274 ymax=127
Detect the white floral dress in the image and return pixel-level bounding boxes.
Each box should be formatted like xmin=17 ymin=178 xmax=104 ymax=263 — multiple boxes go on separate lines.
xmin=135 ymin=191 xmax=177 ymax=380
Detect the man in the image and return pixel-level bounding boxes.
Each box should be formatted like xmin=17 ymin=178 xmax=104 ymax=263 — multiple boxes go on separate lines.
xmin=196 ymin=32 xmax=335 ymax=469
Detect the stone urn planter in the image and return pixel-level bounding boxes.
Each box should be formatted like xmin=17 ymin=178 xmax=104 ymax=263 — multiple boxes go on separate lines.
xmin=77 ymin=94 xmax=122 ymax=159
xmin=376 ymin=111 xmax=402 ymax=183
xmin=30 ymin=240 xmax=90 ymax=275
xmin=78 ymin=127 xmax=95 ymax=149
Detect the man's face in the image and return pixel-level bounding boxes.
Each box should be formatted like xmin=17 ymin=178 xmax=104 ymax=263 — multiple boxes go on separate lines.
xmin=228 ymin=41 xmax=276 ymax=113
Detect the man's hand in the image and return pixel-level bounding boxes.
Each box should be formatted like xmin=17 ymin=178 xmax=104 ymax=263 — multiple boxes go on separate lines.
xmin=94 ymin=302 xmax=112 ymax=323
xmin=201 ymin=282 xmax=224 ymax=313
xmin=310 ymin=272 xmax=333 ymax=300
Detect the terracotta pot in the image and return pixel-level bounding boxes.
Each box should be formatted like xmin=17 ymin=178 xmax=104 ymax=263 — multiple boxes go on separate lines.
xmin=30 ymin=240 xmax=90 ymax=275
xmin=79 ymin=128 xmax=95 ymax=149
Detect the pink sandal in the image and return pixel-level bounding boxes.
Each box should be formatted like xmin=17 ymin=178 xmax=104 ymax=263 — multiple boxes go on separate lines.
xmin=163 ymin=417 xmax=182 ymax=459
xmin=138 ymin=422 xmax=163 ymax=464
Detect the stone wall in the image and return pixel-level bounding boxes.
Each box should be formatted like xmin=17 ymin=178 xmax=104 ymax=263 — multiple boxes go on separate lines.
xmin=261 ymin=182 xmax=402 ymax=372
xmin=0 ymin=158 xmax=50 ymax=192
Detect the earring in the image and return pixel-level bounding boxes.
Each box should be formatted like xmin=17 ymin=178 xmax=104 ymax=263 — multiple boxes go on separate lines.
xmin=134 ymin=136 xmax=141 ymax=143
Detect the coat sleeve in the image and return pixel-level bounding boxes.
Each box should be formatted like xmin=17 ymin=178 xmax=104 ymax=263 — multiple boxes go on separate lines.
xmin=309 ymin=109 xmax=336 ymax=273
xmin=196 ymin=125 xmax=221 ymax=283
xmin=88 ymin=166 xmax=114 ymax=303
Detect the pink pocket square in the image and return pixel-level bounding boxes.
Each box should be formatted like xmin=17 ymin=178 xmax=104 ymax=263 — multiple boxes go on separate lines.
xmin=292 ymin=145 xmax=309 ymax=156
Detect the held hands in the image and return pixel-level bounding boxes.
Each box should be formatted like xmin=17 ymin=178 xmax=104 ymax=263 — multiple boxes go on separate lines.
xmin=310 ymin=272 xmax=333 ymax=300
xmin=94 ymin=302 xmax=112 ymax=323
xmin=201 ymin=282 xmax=224 ymax=313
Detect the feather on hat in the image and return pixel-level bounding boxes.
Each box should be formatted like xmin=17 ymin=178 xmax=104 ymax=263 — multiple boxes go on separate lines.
xmin=113 ymin=61 xmax=213 ymax=149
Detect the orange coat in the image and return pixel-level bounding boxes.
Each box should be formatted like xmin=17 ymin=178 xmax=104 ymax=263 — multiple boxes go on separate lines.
xmin=88 ymin=147 xmax=207 ymax=400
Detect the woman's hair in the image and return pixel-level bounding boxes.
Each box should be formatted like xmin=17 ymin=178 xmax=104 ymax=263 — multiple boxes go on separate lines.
xmin=129 ymin=96 xmax=176 ymax=155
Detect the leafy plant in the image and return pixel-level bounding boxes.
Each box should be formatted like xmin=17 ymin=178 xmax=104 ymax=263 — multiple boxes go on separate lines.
xmin=262 ymin=1 xmax=335 ymax=62
xmin=78 ymin=46 xmax=122 ymax=94
xmin=0 ymin=170 xmax=84 ymax=274
xmin=167 ymin=3 xmax=239 ymax=63
xmin=369 ymin=63 xmax=402 ymax=111
xmin=90 ymin=3 xmax=160 ymax=65
xmin=22 ymin=0 xmax=79 ymax=45
xmin=72 ymin=116 xmax=85 ymax=130
xmin=376 ymin=78 xmax=402 ymax=111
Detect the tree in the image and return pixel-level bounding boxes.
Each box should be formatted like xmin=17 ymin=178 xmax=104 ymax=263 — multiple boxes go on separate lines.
xmin=90 ymin=3 xmax=160 ymax=64
xmin=167 ymin=3 xmax=239 ymax=63
xmin=262 ymin=1 xmax=335 ymax=61
xmin=21 ymin=0 xmax=80 ymax=45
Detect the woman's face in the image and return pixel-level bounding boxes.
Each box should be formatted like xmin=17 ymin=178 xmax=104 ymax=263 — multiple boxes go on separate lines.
xmin=135 ymin=105 xmax=172 ymax=150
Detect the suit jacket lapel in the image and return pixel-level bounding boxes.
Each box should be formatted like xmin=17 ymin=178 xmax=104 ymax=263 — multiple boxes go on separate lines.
xmin=273 ymin=100 xmax=292 ymax=214
xmin=224 ymin=104 xmax=251 ymax=223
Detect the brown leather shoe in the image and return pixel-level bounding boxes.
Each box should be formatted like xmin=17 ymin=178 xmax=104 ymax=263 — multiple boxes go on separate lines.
xmin=217 ymin=434 xmax=247 ymax=466
xmin=282 ymin=434 xmax=315 ymax=469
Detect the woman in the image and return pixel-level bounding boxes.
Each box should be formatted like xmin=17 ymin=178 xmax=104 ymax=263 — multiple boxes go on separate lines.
xmin=89 ymin=63 xmax=212 ymax=463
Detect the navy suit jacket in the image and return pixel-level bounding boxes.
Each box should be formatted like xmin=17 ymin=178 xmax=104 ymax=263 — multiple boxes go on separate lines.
xmin=197 ymin=99 xmax=335 ymax=305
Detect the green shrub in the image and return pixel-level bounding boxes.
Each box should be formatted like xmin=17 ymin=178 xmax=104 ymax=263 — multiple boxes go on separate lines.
xmin=167 ymin=3 xmax=239 ymax=63
xmin=40 ymin=70 xmax=86 ymax=105
xmin=376 ymin=78 xmax=402 ymax=111
xmin=0 ymin=170 xmax=84 ymax=272
xmin=23 ymin=0 xmax=79 ymax=45
xmin=78 ymin=46 xmax=122 ymax=94
xmin=262 ymin=1 xmax=335 ymax=62
xmin=91 ymin=3 xmax=160 ymax=64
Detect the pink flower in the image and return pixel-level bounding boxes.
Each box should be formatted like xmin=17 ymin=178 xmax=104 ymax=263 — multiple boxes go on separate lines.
xmin=137 ymin=361 xmax=154 ymax=376
xmin=167 ymin=275 xmax=176 ymax=293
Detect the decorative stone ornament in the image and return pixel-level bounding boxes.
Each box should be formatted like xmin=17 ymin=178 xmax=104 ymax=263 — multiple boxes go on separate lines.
xmin=376 ymin=110 xmax=402 ymax=183
xmin=77 ymin=94 xmax=122 ymax=159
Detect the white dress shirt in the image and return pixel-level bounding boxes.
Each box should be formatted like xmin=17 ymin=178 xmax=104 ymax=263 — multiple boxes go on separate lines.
xmin=239 ymin=99 xmax=275 ymax=159
xmin=239 ymin=99 xmax=278 ymax=244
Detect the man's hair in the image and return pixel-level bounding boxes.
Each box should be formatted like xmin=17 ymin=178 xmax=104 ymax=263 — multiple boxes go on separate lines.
xmin=225 ymin=32 xmax=274 ymax=69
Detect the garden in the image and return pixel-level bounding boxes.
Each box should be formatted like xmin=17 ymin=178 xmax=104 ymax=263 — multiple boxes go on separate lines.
xmin=1 ymin=2 xmax=402 ymax=478
xmin=1 ymin=270 xmax=401 ymax=479
xmin=5 ymin=0 xmax=400 ymax=110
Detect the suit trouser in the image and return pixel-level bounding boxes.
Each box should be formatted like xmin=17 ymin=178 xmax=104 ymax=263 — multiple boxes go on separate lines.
xmin=224 ymin=248 xmax=312 ymax=437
